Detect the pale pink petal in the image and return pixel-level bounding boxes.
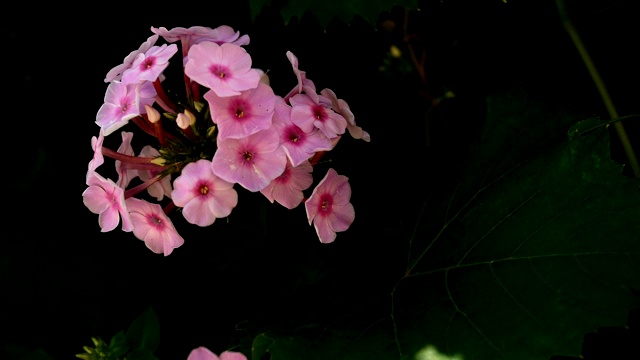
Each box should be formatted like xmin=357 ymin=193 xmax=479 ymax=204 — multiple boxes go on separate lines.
xmin=187 ymin=346 xmax=220 ymax=360
xmin=219 ymin=351 xmax=248 ymax=360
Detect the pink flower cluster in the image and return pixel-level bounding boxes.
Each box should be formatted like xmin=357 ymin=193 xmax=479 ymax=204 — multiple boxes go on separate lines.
xmin=82 ymin=25 xmax=370 ymax=256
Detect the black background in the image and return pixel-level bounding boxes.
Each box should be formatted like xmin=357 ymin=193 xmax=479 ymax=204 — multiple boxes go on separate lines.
xmin=2 ymin=0 xmax=639 ymax=359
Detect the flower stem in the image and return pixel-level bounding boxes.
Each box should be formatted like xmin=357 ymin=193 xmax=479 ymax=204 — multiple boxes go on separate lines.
xmin=153 ymin=78 xmax=180 ymax=114
xmin=124 ymin=174 xmax=163 ymax=199
xmin=101 ymin=147 xmax=167 ymax=173
xmin=556 ymin=0 xmax=640 ymax=178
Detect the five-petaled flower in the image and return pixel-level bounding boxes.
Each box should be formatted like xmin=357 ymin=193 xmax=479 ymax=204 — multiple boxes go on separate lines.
xmin=305 ymin=168 xmax=355 ymax=243
xmin=172 ymin=159 xmax=238 ymax=227
xmin=126 ymin=197 xmax=184 ymax=256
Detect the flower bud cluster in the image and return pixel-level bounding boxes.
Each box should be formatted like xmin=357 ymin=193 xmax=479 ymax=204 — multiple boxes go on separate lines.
xmin=82 ymin=25 xmax=370 ymax=255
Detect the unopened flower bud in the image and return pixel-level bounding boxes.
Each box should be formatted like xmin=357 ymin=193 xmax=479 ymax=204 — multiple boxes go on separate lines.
xmin=185 ymin=109 xmax=196 ymax=124
xmin=151 ymin=156 xmax=167 ymax=166
xmin=176 ymin=113 xmax=190 ymax=130
xmin=145 ymin=105 xmax=161 ymax=124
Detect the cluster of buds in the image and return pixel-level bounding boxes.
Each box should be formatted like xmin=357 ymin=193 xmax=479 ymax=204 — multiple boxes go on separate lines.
xmin=82 ymin=25 xmax=370 ymax=256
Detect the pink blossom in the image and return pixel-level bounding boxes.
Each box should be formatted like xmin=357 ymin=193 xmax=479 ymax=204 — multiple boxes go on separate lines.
xmin=261 ymin=159 xmax=313 ymax=209
xmin=204 ymin=82 xmax=275 ymax=140
xmin=125 ymin=197 xmax=184 ymax=256
xmin=211 ymin=128 xmax=287 ymax=192
xmin=151 ymin=25 xmax=250 ymax=48
xmin=138 ymin=145 xmax=172 ymax=201
xmin=289 ymin=93 xmax=347 ymax=139
xmin=136 ymin=81 xmax=158 ymax=113
xmin=104 ymin=34 xmax=159 ymax=83
xmin=185 ymin=42 xmax=261 ymax=97
xmin=284 ymin=51 xmax=318 ymax=102
xmin=96 ymin=81 xmax=140 ymax=136
xmin=272 ymin=96 xmax=332 ymax=166
xmin=305 ymin=168 xmax=355 ymax=243
xmin=320 ymin=88 xmax=370 ymax=142
xmin=121 ymin=43 xmax=178 ymax=84
xmin=172 ymin=159 xmax=238 ymax=227
xmin=115 ymin=131 xmax=137 ymax=189
xmin=83 ymin=171 xmax=134 ymax=233
xmin=87 ymin=132 xmax=105 ymax=183
xmin=187 ymin=346 xmax=247 ymax=360
xmin=286 ymin=51 xmax=306 ymax=95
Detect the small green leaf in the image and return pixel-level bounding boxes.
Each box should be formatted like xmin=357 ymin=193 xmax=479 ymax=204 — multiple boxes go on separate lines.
xmin=125 ymin=307 xmax=160 ymax=353
xmin=108 ymin=331 xmax=129 ymax=359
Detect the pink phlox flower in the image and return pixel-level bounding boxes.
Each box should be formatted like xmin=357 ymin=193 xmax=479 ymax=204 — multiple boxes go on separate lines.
xmin=211 ymin=128 xmax=287 ymax=192
xmin=138 ymin=145 xmax=173 ymax=201
xmin=272 ymin=96 xmax=332 ymax=166
xmin=87 ymin=132 xmax=105 ymax=183
xmin=115 ymin=131 xmax=138 ymax=188
xmin=152 ymin=25 xmax=249 ymax=48
xmin=289 ymin=93 xmax=347 ymax=139
xmin=83 ymin=171 xmax=134 ymax=233
xmin=320 ymin=88 xmax=370 ymax=142
xmin=172 ymin=159 xmax=238 ymax=227
xmin=121 ymin=43 xmax=178 ymax=84
xmin=125 ymin=197 xmax=184 ymax=256
xmin=96 ymin=81 xmax=140 ymax=136
xmin=185 ymin=42 xmax=261 ymax=97
xmin=305 ymin=168 xmax=355 ymax=243
xmin=105 ymin=34 xmax=159 ymax=83
xmin=284 ymin=51 xmax=319 ymax=102
xmin=204 ymin=82 xmax=275 ymax=140
xmin=286 ymin=51 xmax=306 ymax=94
xmin=136 ymin=81 xmax=158 ymax=113
xmin=187 ymin=346 xmax=247 ymax=360
xmin=261 ymin=159 xmax=313 ymax=209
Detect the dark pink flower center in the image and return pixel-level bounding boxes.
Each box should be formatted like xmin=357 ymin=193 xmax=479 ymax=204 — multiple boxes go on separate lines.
xmin=242 ymin=151 xmax=253 ymax=162
xmin=148 ymin=214 xmax=164 ymax=228
xmin=319 ymin=193 xmax=332 ymax=213
xmin=209 ymin=64 xmax=228 ymax=79
xmin=142 ymin=56 xmax=156 ymax=70
xmin=285 ymin=126 xmax=304 ymax=143
xmin=313 ymin=106 xmax=326 ymax=121
xmin=229 ymin=100 xmax=250 ymax=120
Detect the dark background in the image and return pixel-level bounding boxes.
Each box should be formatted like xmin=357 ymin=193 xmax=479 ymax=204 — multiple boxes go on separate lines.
xmin=2 ymin=0 xmax=639 ymax=359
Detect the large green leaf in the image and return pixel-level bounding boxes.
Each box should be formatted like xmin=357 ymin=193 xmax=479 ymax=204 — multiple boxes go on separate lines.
xmin=251 ymin=88 xmax=640 ymax=359
xmin=249 ymin=0 xmax=419 ymax=28
xmin=394 ymin=90 xmax=640 ymax=360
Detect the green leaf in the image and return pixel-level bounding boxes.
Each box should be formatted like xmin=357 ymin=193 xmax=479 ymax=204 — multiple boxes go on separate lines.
xmin=392 ymin=89 xmax=640 ymax=359
xmin=249 ymin=0 xmax=419 ymax=29
xmin=125 ymin=307 xmax=160 ymax=354
xmin=249 ymin=88 xmax=640 ymax=359
xmin=109 ymin=331 xmax=129 ymax=359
